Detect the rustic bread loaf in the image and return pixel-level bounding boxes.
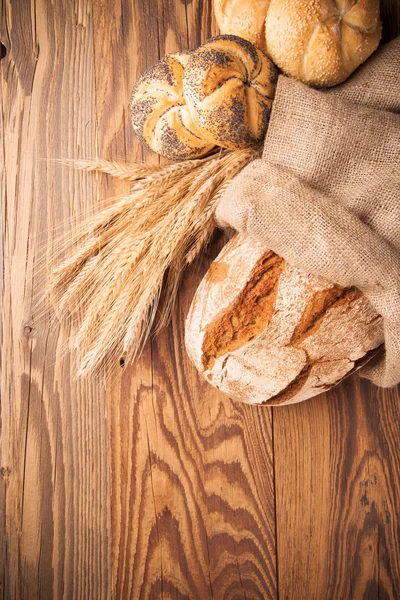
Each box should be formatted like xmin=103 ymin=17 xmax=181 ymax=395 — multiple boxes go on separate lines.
xmin=265 ymin=0 xmax=382 ymax=87
xmin=185 ymin=235 xmax=384 ymax=405
xmin=130 ymin=53 xmax=214 ymax=160
xmin=183 ymin=35 xmax=277 ymax=148
xmin=214 ymin=0 xmax=271 ymax=48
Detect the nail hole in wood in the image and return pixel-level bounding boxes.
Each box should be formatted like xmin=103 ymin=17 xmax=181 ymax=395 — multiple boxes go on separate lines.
xmin=0 ymin=43 xmax=7 ymax=60
xmin=24 ymin=325 xmax=33 ymax=334
xmin=119 ymin=357 xmax=125 ymax=367
xmin=0 ymin=466 xmax=11 ymax=478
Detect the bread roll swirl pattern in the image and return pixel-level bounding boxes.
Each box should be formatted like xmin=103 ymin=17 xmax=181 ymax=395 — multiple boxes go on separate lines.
xmin=183 ymin=35 xmax=277 ymax=148
xmin=130 ymin=53 xmax=214 ymax=160
xmin=265 ymin=0 xmax=382 ymax=87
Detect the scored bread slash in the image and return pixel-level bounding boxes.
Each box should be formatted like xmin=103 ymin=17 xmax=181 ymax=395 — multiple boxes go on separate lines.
xmin=185 ymin=235 xmax=384 ymax=405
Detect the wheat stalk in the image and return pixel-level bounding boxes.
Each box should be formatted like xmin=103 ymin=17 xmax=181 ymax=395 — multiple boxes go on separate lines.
xmin=47 ymin=145 xmax=261 ymax=376
xmin=58 ymin=158 xmax=160 ymax=180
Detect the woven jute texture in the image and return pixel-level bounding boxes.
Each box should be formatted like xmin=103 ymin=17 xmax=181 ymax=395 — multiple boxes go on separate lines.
xmin=216 ymin=38 xmax=400 ymax=387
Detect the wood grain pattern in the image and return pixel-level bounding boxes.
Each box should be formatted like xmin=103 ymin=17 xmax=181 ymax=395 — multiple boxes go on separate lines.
xmin=108 ymin=243 xmax=277 ymax=599
xmin=1 ymin=1 xmax=399 ymax=599
xmin=274 ymin=379 xmax=400 ymax=599
xmin=91 ymin=1 xmax=277 ymax=596
xmin=0 ymin=1 xmax=111 ymax=598
xmin=272 ymin=11 xmax=400 ymax=599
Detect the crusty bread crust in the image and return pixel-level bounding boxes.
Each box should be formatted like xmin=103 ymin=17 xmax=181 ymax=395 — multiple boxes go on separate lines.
xmin=130 ymin=36 xmax=277 ymax=157
xmin=265 ymin=0 xmax=382 ymax=87
xmin=185 ymin=235 xmax=384 ymax=405
xmin=183 ymin=35 xmax=277 ymax=148
xmin=130 ymin=53 xmax=214 ymax=160
xmin=214 ymin=0 xmax=271 ymax=48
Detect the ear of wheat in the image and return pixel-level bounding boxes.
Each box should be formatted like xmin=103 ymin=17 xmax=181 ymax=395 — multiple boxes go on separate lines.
xmin=47 ymin=146 xmax=261 ymax=376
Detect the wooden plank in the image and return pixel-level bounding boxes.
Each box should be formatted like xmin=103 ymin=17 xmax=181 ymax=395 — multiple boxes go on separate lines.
xmin=103 ymin=2 xmax=277 ymax=596
xmin=108 ymin=241 xmax=277 ymax=598
xmin=273 ymin=5 xmax=400 ymax=596
xmin=0 ymin=1 xmax=111 ymax=598
xmin=274 ymin=380 xmax=400 ymax=599
xmin=3 ymin=0 xmax=398 ymax=598
xmin=381 ymin=0 xmax=400 ymax=42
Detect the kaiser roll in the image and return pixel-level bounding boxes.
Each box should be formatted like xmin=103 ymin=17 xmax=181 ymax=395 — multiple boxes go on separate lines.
xmin=265 ymin=0 xmax=382 ymax=87
xmin=185 ymin=235 xmax=384 ymax=405
xmin=130 ymin=53 xmax=214 ymax=161
xmin=183 ymin=35 xmax=277 ymax=149
xmin=214 ymin=0 xmax=271 ymax=48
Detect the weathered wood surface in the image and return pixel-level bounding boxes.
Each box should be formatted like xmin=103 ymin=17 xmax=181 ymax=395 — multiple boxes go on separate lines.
xmin=274 ymin=380 xmax=400 ymax=599
xmin=0 ymin=1 xmax=399 ymax=599
xmin=0 ymin=1 xmax=111 ymax=599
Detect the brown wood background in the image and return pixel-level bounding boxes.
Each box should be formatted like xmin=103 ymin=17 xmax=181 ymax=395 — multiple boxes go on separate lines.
xmin=1 ymin=1 xmax=399 ymax=598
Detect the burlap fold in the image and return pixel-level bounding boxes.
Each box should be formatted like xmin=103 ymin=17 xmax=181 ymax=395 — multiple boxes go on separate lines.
xmin=216 ymin=38 xmax=400 ymax=388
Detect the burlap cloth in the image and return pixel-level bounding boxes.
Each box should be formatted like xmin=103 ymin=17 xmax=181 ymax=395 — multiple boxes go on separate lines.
xmin=216 ymin=37 xmax=400 ymax=388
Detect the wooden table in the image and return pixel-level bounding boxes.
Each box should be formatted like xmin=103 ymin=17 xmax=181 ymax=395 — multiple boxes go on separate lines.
xmin=1 ymin=1 xmax=399 ymax=598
